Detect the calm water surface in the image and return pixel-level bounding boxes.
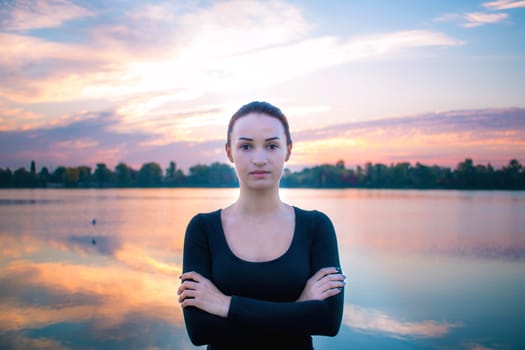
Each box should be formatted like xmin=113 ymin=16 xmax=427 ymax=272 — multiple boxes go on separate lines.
xmin=0 ymin=189 xmax=524 ymax=349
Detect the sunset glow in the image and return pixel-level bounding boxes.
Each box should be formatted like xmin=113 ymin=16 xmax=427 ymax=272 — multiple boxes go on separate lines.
xmin=1 ymin=1 xmax=524 ymax=171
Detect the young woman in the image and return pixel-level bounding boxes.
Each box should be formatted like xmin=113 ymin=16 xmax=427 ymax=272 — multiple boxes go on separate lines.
xmin=177 ymin=101 xmax=346 ymax=349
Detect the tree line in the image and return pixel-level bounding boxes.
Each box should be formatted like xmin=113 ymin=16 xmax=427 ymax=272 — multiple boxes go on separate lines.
xmin=0 ymin=158 xmax=524 ymax=190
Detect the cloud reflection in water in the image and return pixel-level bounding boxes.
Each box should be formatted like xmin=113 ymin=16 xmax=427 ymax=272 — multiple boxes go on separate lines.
xmin=0 ymin=235 xmax=185 ymax=349
xmin=343 ymin=304 xmax=461 ymax=339
xmin=1 ymin=188 xmax=524 ymax=349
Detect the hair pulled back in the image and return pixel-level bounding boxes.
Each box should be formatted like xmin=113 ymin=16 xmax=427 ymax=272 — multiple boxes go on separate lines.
xmin=227 ymin=101 xmax=292 ymax=146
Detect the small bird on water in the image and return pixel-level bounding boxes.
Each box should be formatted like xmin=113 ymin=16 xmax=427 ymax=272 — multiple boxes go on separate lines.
xmin=91 ymin=219 xmax=97 ymax=245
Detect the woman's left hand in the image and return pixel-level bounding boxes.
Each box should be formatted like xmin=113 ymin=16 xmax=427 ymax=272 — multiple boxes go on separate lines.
xmin=177 ymin=271 xmax=231 ymax=318
xmin=297 ymin=267 xmax=346 ymax=302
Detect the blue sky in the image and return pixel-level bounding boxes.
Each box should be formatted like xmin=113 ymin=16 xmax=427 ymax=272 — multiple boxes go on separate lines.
xmin=0 ymin=0 xmax=524 ymax=171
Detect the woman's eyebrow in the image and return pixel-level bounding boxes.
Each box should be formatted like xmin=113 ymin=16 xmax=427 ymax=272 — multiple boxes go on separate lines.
xmin=237 ymin=136 xmax=281 ymax=141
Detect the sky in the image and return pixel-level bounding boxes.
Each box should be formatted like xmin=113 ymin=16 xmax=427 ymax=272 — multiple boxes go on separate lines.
xmin=0 ymin=0 xmax=524 ymax=172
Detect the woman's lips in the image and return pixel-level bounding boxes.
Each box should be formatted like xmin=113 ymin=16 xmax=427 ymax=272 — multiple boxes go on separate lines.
xmin=250 ymin=170 xmax=270 ymax=175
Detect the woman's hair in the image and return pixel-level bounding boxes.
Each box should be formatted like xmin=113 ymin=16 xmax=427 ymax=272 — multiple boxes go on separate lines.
xmin=227 ymin=101 xmax=292 ymax=146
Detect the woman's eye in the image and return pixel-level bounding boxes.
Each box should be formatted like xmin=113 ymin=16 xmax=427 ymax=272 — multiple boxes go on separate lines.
xmin=240 ymin=144 xmax=252 ymax=150
xmin=267 ymin=143 xmax=279 ymax=150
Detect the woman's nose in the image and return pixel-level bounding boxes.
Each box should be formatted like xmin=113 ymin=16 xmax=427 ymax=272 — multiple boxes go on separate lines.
xmin=252 ymin=149 xmax=267 ymax=166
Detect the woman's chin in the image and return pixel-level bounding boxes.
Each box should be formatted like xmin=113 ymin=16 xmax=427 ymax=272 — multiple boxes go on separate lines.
xmin=243 ymin=178 xmax=279 ymax=190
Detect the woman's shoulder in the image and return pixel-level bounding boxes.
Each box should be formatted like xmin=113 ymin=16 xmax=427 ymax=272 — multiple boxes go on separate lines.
xmin=293 ymin=205 xmax=331 ymax=221
xmin=189 ymin=209 xmax=222 ymax=225
xmin=292 ymin=206 xmax=334 ymax=232
xmin=192 ymin=208 xmax=221 ymax=219
xmin=293 ymin=206 xmax=337 ymax=242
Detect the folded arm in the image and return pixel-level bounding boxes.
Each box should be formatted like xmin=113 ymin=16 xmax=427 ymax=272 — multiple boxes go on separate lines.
xmin=180 ymin=212 xmax=344 ymax=345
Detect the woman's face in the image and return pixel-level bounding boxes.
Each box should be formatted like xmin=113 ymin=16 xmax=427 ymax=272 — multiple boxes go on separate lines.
xmin=226 ymin=113 xmax=292 ymax=190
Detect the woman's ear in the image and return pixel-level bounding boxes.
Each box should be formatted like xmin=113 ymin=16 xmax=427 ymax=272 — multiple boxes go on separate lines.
xmin=225 ymin=143 xmax=234 ymax=163
xmin=285 ymin=142 xmax=292 ymax=162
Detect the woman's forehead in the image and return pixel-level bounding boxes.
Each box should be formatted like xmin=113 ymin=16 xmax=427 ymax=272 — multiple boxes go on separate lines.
xmin=231 ymin=113 xmax=285 ymax=138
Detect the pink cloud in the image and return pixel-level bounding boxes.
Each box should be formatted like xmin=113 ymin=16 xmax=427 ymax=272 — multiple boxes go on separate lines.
xmin=290 ymin=108 xmax=525 ymax=168
xmin=0 ymin=0 xmax=93 ymax=31
xmin=483 ymin=0 xmax=525 ymax=10
xmin=463 ymin=12 xmax=508 ymax=27
xmin=344 ymin=304 xmax=460 ymax=338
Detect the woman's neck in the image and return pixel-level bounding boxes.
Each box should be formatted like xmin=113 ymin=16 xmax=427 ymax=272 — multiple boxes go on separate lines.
xmin=234 ymin=187 xmax=284 ymax=216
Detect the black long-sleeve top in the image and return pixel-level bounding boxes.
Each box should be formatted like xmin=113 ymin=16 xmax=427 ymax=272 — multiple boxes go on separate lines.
xmin=182 ymin=206 xmax=344 ymax=349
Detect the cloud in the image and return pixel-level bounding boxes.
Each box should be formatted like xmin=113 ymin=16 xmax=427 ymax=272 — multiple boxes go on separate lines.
xmin=483 ymin=0 xmax=525 ymax=10
xmin=297 ymin=108 xmax=525 ymax=140
xmin=0 ymin=334 xmax=69 ymax=350
xmin=344 ymin=304 xmax=460 ymax=338
xmin=114 ymin=244 xmax=182 ymax=276
xmin=433 ymin=12 xmax=508 ymax=27
xmin=54 ymin=138 xmax=99 ymax=149
xmin=26 ymin=219 xmax=182 ymax=276
xmin=0 ymin=101 xmax=48 ymax=131
xmin=433 ymin=13 xmax=464 ymax=23
xmin=66 ymin=235 xmax=122 ymax=256
xmin=113 ymin=97 xmax=229 ymax=145
xmin=0 ymin=259 xmax=186 ymax=349
xmin=0 ymin=1 xmax=462 ymax=105
xmin=291 ymin=107 xmax=525 ymax=168
xmin=0 ymin=110 xmax=151 ymax=168
xmin=462 ymin=12 xmax=508 ymax=27
xmin=435 ymin=0 xmax=525 ymax=28
xmin=2 ymin=107 xmax=524 ymax=171
xmin=0 ymin=235 xmax=41 ymax=258
xmin=0 ymin=0 xmax=94 ymax=31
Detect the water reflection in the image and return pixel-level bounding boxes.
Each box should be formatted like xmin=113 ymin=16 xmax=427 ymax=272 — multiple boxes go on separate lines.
xmin=283 ymin=189 xmax=525 ymax=260
xmin=343 ymin=304 xmax=460 ymax=338
xmin=1 ymin=189 xmax=524 ymax=349
xmin=0 ymin=245 xmax=185 ymax=349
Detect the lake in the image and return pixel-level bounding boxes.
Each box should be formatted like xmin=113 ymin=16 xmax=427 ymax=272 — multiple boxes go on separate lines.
xmin=0 ymin=188 xmax=524 ymax=349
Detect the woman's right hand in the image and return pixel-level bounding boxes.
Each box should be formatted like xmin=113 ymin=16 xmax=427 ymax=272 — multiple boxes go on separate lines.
xmin=178 ymin=271 xmax=232 ymax=318
xmin=297 ymin=267 xmax=346 ymax=302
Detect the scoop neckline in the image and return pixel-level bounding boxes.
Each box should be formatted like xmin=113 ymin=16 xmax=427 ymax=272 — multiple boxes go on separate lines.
xmin=217 ymin=206 xmax=298 ymax=264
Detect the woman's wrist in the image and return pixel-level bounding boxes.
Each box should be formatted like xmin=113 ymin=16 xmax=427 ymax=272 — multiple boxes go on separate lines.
xmin=220 ymin=295 xmax=232 ymax=318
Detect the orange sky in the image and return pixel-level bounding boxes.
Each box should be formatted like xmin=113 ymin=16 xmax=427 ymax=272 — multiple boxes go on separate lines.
xmin=1 ymin=1 xmax=524 ymax=171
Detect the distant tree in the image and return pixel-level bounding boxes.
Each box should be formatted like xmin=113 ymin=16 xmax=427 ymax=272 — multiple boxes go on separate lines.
xmin=502 ymin=159 xmax=523 ymax=189
xmin=94 ymin=163 xmax=113 ymax=187
xmin=209 ymin=162 xmax=237 ymax=187
xmin=138 ymin=162 xmax=163 ymax=187
xmin=30 ymin=161 xmax=36 ymax=176
xmin=27 ymin=161 xmax=38 ymax=187
xmin=164 ymin=161 xmax=185 ymax=186
xmin=13 ymin=167 xmax=32 ymax=187
xmin=345 ymin=168 xmax=359 ymax=186
xmin=188 ymin=164 xmax=209 ymax=186
xmin=38 ymin=167 xmax=50 ymax=187
xmin=115 ymin=162 xmax=132 ymax=186
xmin=0 ymin=157 xmax=523 ymax=189
xmin=356 ymin=165 xmax=364 ymax=185
xmin=64 ymin=167 xmax=80 ymax=187
xmin=391 ymin=162 xmax=412 ymax=188
xmin=320 ymin=164 xmax=345 ymax=187
xmin=436 ymin=166 xmax=454 ymax=188
xmin=455 ymin=158 xmax=476 ymax=188
xmin=78 ymin=166 xmax=92 ymax=185
xmin=52 ymin=166 xmax=66 ymax=184
xmin=472 ymin=163 xmax=493 ymax=189
xmin=0 ymin=168 xmax=13 ymax=187
xmin=365 ymin=162 xmax=389 ymax=187
xmin=412 ymin=163 xmax=435 ymax=188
